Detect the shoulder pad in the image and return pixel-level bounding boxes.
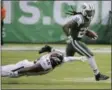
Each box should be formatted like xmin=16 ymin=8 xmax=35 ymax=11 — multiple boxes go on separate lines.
xmin=72 ymin=15 xmax=84 ymax=26
xmin=63 ymin=14 xmax=84 ymax=26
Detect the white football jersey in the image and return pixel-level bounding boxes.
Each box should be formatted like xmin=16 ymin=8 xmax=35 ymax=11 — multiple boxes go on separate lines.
xmin=36 ymin=54 xmax=53 ymax=71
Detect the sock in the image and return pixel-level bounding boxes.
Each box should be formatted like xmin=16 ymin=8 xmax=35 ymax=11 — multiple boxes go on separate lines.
xmin=87 ymin=56 xmax=100 ymax=75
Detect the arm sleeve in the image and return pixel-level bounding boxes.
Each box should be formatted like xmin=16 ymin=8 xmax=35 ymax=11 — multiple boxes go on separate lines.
xmin=63 ymin=56 xmax=82 ymax=63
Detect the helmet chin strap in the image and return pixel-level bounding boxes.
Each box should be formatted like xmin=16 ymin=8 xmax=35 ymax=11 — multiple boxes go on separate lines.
xmin=82 ymin=10 xmax=93 ymax=21
xmin=85 ymin=14 xmax=94 ymax=20
xmin=86 ymin=16 xmax=92 ymax=20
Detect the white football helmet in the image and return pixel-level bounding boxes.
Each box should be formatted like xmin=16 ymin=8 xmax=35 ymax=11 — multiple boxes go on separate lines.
xmin=81 ymin=3 xmax=95 ymax=20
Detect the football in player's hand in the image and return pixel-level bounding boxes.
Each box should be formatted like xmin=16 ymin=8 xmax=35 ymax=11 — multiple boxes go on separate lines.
xmin=86 ymin=30 xmax=98 ymax=40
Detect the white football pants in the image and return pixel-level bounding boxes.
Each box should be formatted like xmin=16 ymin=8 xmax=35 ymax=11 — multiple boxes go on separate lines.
xmin=1 ymin=59 xmax=34 ymax=77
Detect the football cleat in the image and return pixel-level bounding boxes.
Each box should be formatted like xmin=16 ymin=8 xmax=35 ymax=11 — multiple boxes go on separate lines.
xmin=95 ymin=73 xmax=109 ymax=81
xmin=39 ymin=45 xmax=52 ymax=54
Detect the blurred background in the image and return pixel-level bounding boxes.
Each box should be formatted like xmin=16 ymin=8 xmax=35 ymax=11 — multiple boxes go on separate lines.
xmin=2 ymin=1 xmax=112 ymax=44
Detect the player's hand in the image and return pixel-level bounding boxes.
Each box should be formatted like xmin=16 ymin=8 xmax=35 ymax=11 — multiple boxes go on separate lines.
xmin=39 ymin=45 xmax=52 ymax=54
xmin=92 ymin=35 xmax=98 ymax=40
xmin=66 ymin=36 xmax=72 ymax=43
xmin=86 ymin=30 xmax=98 ymax=40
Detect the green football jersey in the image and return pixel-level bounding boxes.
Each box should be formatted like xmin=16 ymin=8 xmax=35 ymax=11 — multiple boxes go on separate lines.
xmin=65 ymin=14 xmax=91 ymax=40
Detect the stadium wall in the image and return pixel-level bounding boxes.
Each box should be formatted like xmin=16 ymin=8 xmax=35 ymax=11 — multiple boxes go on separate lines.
xmin=3 ymin=1 xmax=112 ymax=44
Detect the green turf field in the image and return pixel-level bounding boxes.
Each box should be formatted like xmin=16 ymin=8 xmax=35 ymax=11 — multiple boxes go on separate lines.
xmin=1 ymin=44 xmax=111 ymax=89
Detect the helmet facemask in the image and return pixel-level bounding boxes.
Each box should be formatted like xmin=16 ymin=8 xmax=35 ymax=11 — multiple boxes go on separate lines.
xmin=82 ymin=3 xmax=95 ymax=20
xmin=50 ymin=52 xmax=64 ymax=65
xmin=85 ymin=10 xmax=95 ymax=20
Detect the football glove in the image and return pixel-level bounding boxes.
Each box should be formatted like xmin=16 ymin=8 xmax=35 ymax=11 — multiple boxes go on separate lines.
xmin=39 ymin=45 xmax=52 ymax=54
xmin=92 ymin=35 xmax=98 ymax=40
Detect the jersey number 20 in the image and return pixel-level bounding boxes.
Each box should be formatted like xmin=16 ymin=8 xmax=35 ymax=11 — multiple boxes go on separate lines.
xmin=78 ymin=28 xmax=87 ymax=38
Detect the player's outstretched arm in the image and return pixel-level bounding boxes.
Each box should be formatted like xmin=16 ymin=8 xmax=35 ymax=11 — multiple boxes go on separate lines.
xmin=38 ymin=45 xmax=52 ymax=54
xmin=63 ymin=56 xmax=87 ymax=63
xmin=39 ymin=45 xmax=66 ymax=55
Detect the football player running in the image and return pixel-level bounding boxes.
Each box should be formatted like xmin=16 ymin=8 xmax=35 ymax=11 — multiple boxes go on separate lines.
xmin=62 ymin=3 xmax=109 ymax=81
xmin=1 ymin=45 xmax=87 ymax=78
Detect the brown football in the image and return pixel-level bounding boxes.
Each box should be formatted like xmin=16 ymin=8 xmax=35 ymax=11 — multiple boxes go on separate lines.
xmin=86 ymin=30 xmax=97 ymax=38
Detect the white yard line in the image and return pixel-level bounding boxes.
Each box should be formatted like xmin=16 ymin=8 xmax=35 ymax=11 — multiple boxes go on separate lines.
xmin=50 ymin=77 xmax=111 ymax=83
xmin=1 ymin=47 xmax=111 ymax=53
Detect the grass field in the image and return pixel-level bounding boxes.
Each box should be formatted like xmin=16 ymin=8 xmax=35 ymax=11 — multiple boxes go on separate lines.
xmin=1 ymin=44 xmax=111 ymax=89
